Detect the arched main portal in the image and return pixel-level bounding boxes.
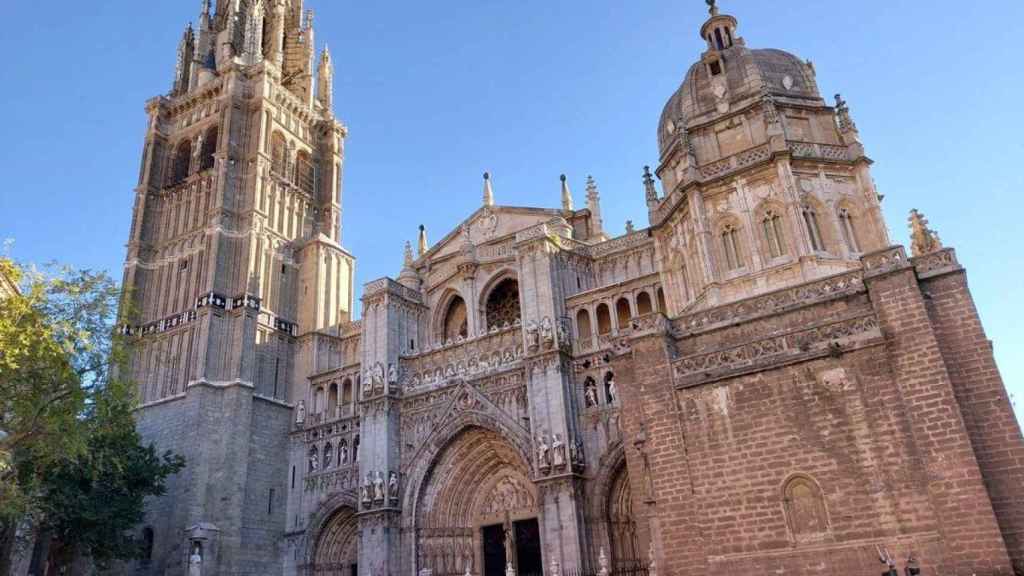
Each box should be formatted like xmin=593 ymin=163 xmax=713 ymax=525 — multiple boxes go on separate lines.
xmin=312 ymin=507 xmax=359 ymax=576
xmin=416 ymin=427 xmax=541 ymax=576
xmin=607 ymin=462 xmax=640 ymax=569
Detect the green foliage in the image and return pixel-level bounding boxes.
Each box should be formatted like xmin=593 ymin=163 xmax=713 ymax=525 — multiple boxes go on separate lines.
xmin=0 ymin=257 xmax=185 ymax=569
xmin=30 ymin=379 xmax=184 ymax=567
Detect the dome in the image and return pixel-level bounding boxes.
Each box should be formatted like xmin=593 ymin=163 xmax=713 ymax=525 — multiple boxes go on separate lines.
xmin=658 ymin=41 xmax=822 ymax=159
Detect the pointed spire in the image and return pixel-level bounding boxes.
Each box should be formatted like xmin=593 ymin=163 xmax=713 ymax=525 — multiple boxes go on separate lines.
xmin=200 ymin=0 xmax=211 ymax=18
xmin=318 ymin=45 xmax=334 ymax=110
xmin=482 ymin=172 xmax=494 ymax=207
xmin=403 ymin=241 xmax=414 ymax=267
xmin=908 ymin=209 xmax=942 ymax=257
xmin=643 ymin=166 xmax=658 ymax=206
xmin=560 ymin=175 xmax=574 ymax=211
xmin=586 ymin=176 xmax=605 ymax=240
xmin=173 ymin=23 xmax=196 ymax=96
xmin=834 ymin=93 xmax=858 ymax=134
xmin=418 ymin=225 xmax=429 ymax=257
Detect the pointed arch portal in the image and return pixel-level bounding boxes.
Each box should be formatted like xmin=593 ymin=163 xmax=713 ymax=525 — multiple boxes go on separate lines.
xmin=311 ymin=506 xmax=359 ymax=576
xmin=415 ymin=426 xmax=542 ymax=576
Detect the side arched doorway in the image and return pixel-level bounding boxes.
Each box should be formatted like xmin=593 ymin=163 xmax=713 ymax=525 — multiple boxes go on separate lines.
xmin=311 ymin=507 xmax=359 ymax=576
xmin=607 ymin=462 xmax=640 ymax=569
xmin=416 ymin=427 xmax=541 ymax=576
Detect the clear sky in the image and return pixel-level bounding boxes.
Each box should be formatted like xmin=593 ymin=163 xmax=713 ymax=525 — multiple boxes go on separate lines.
xmin=0 ymin=1 xmax=1020 ymax=424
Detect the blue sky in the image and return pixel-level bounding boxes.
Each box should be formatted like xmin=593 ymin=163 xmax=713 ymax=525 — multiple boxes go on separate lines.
xmin=0 ymin=1 xmax=1020 ymax=423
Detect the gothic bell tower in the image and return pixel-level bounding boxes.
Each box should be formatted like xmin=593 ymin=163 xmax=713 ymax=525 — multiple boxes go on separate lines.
xmin=119 ymin=1 xmax=354 ymax=573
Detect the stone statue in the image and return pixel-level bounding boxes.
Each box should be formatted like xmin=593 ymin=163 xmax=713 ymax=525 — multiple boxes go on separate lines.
xmin=188 ymin=543 xmax=203 ymax=576
xmin=598 ymin=547 xmax=609 ymax=576
xmin=374 ymin=362 xmax=386 ymax=388
xmin=540 ymin=317 xmax=554 ymax=348
xmin=536 ymin=434 xmax=550 ymax=469
xmin=570 ymin=437 xmax=584 ymax=467
xmin=387 ymin=363 xmax=398 ymax=385
xmin=388 ymin=471 xmax=399 ymax=501
xmin=373 ymin=470 xmax=385 ymax=502
xmin=362 ymin=474 xmax=373 ymax=504
xmin=908 ymin=209 xmax=942 ymax=256
xmin=551 ymin=433 xmax=566 ymax=468
xmin=505 ymin=561 xmax=515 ymax=576
xmin=606 ymin=376 xmax=618 ymax=404
xmin=584 ymin=381 xmax=599 ymax=407
xmin=362 ymin=371 xmax=373 ymax=394
xmin=526 ymin=320 xmax=540 ymax=350
xmin=340 ymin=443 xmax=349 ymax=464
xmin=310 ymin=452 xmax=319 ymax=472
xmin=295 ymin=400 xmax=306 ymax=425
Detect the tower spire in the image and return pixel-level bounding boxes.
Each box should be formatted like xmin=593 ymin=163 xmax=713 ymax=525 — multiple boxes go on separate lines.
xmin=482 ymin=172 xmax=494 ymax=207
xmin=560 ymin=175 xmax=574 ymax=211
xmin=643 ymin=166 xmax=658 ymax=207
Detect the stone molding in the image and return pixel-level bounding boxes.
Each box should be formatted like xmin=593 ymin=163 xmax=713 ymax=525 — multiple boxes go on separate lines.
xmin=861 ymin=245 xmax=911 ymax=279
xmin=911 ymin=247 xmax=961 ymax=280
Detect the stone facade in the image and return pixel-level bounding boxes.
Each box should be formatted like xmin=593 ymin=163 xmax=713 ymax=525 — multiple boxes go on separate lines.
xmin=118 ymin=2 xmax=1023 ymax=576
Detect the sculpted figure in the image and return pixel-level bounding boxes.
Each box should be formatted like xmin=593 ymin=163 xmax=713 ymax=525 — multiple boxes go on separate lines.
xmin=188 ymin=544 xmax=203 ymax=576
xmin=374 ymin=362 xmax=385 ymax=388
xmin=387 ymin=363 xmax=398 ymax=385
xmin=295 ymin=400 xmax=306 ymax=425
xmin=606 ymin=375 xmax=618 ymax=404
xmin=551 ymin=433 xmax=566 ymax=468
xmin=584 ymin=381 xmax=599 ymax=407
xmin=540 ymin=317 xmax=554 ymax=348
xmin=373 ymin=470 xmax=386 ymax=502
xmin=362 ymin=371 xmax=372 ymax=394
xmin=536 ymin=434 xmax=550 ymax=469
xmin=388 ymin=471 xmax=399 ymax=500
xmin=526 ymin=320 xmax=540 ymax=350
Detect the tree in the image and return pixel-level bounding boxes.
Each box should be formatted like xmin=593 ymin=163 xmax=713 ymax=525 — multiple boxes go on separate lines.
xmin=0 ymin=258 xmax=185 ymax=573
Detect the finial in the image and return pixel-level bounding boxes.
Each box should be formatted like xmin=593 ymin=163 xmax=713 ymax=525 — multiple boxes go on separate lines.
xmin=643 ymin=166 xmax=658 ymax=204
xmin=626 ymin=220 xmax=635 ymax=234
xmin=560 ymin=175 xmax=574 ymax=211
xmin=418 ymin=224 xmax=428 ymax=257
xmin=834 ymin=93 xmax=857 ymax=133
xmin=483 ymin=172 xmax=494 ymax=207
xmin=706 ymin=0 xmax=719 ymax=16
xmin=908 ymin=209 xmax=942 ymax=257
xmin=200 ymin=0 xmax=211 ymax=16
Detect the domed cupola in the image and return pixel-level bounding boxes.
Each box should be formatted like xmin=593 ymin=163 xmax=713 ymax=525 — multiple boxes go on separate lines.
xmin=657 ymin=1 xmax=823 ymax=162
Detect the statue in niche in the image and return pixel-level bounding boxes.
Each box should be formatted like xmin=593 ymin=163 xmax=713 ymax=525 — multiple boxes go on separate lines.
xmin=536 ymin=434 xmax=550 ymax=469
xmin=605 ymin=373 xmax=618 ymax=404
xmin=540 ymin=317 xmax=554 ymax=348
xmin=309 ymin=451 xmax=319 ymax=472
xmin=570 ymin=437 xmax=584 ymax=468
xmin=373 ymin=470 xmax=386 ymax=502
xmin=388 ymin=471 xmax=399 ymax=501
xmin=387 ymin=363 xmax=398 ymax=385
xmin=584 ymin=379 xmax=599 ymax=408
xmin=295 ymin=400 xmax=306 ymax=426
xmin=551 ymin=434 xmax=566 ymax=468
xmin=526 ymin=320 xmax=540 ymax=351
xmin=188 ymin=543 xmax=203 ymax=576
xmin=373 ymin=363 xmax=386 ymax=389
xmin=339 ymin=441 xmax=349 ymax=465
xmin=362 ymin=371 xmax=373 ymax=394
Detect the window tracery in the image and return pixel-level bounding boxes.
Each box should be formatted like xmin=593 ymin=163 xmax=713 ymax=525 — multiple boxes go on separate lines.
xmin=721 ymin=224 xmax=743 ymax=270
xmin=485 ymin=278 xmax=521 ymax=330
xmin=838 ymin=207 xmax=860 ymax=253
xmin=762 ymin=209 xmax=787 ymax=258
xmin=802 ymin=205 xmax=825 ymax=252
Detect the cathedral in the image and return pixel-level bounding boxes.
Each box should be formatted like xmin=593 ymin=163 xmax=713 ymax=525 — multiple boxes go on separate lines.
xmin=117 ymin=1 xmax=1024 ymax=575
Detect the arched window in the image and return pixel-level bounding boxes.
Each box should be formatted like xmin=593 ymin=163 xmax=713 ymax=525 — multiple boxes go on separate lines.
xmin=170 ymin=140 xmax=192 ymax=185
xmin=802 ymin=205 xmax=825 ymax=252
xmin=838 ymin=208 xmax=860 ymax=253
xmin=485 ymin=278 xmax=521 ymax=330
xmin=199 ymin=126 xmax=218 ymax=172
xmin=762 ymin=209 xmax=786 ymax=258
xmin=721 ymin=224 xmax=743 ymax=270
xmin=596 ymin=303 xmax=612 ymax=335
xmin=615 ymin=298 xmax=632 ymax=330
xmin=636 ymin=292 xmax=653 ymax=316
xmin=295 ymin=150 xmax=315 ymax=195
xmin=313 ymin=386 xmax=325 ymax=414
xmin=783 ymin=475 xmax=829 ymax=542
xmin=142 ymin=527 xmax=155 ymax=563
xmin=341 ymin=378 xmax=353 ymax=406
xmin=323 ymin=442 xmax=333 ymax=468
xmin=576 ymin=309 xmax=592 ymax=345
xmin=271 ymin=132 xmax=287 ymax=176
xmin=328 ymin=383 xmax=338 ymax=418
xmin=442 ymin=295 xmax=468 ymax=342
